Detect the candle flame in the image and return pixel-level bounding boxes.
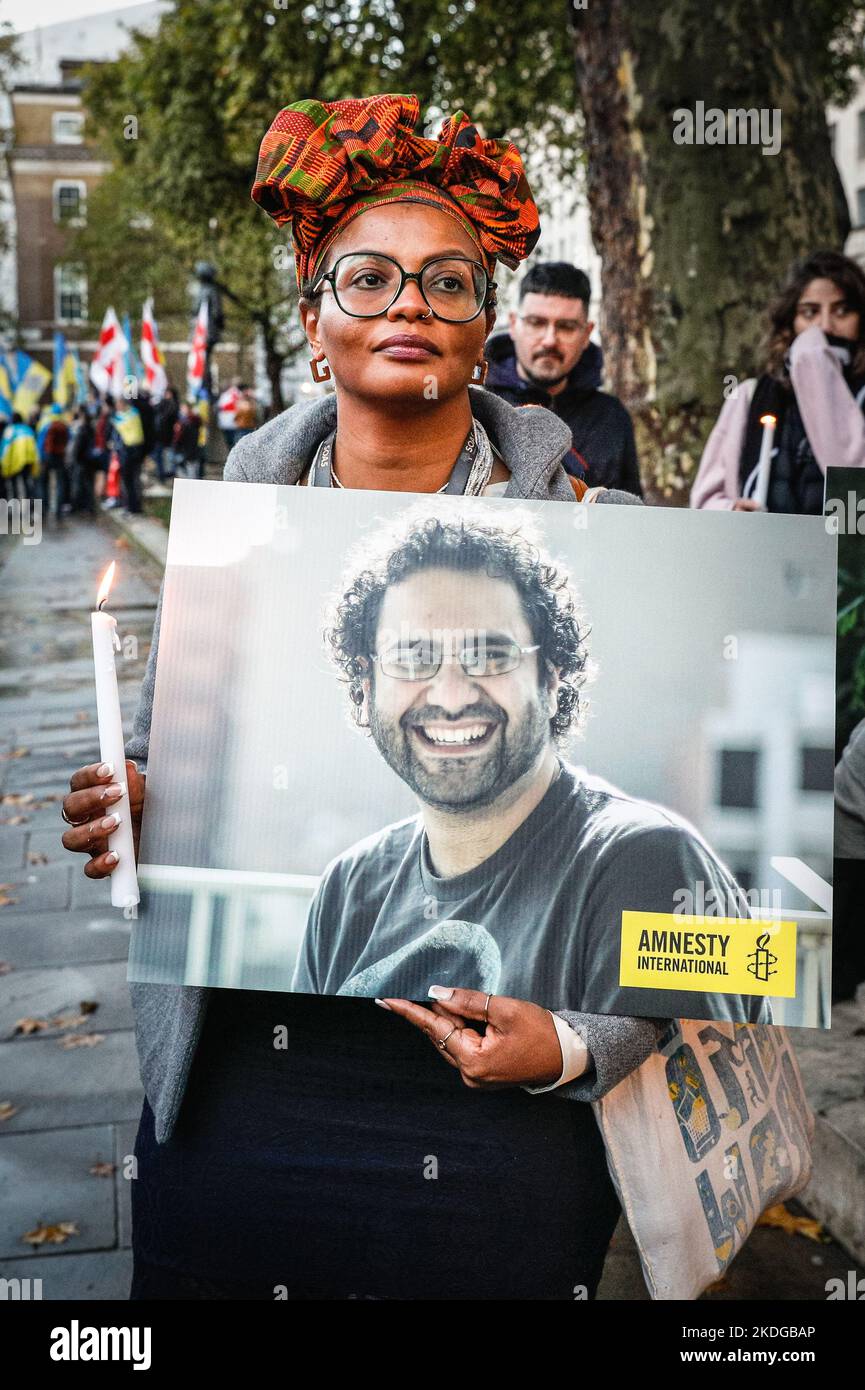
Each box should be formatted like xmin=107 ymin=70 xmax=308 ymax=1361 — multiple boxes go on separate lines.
xmin=759 ymin=413 xmax=777 ymax=427
xmin=96 ymin=562 xmax=116 ymax=609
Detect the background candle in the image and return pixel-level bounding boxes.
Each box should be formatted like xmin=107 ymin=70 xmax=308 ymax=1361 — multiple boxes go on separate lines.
xmin=753 ymin=412 xmax=777 ymax=509
xmin=91 ymin=562 xmax=140 ymax=910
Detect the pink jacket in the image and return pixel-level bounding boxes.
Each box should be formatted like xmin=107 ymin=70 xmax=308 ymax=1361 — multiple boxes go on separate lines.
xmin=690 ymin=324 xmax=865 ymax=509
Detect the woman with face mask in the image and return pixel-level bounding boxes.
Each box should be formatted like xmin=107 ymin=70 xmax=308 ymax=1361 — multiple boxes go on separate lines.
xmin=60 ymin=95 xmax=651 ymax=1301
xmin=691 ymin=248 xmax=865 ymax=511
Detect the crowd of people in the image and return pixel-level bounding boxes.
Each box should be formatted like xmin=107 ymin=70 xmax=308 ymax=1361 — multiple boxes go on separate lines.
xmin=0 ymin=380 xmax=261 ymax=520
xmin=484 ymin=247 xmax=865 ymax=501
xmin=2 ymin=248 xmax=862 ymax=519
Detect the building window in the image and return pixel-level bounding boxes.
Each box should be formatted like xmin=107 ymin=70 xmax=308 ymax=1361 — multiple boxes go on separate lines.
xmin=51 ymin=111 xmax=84 ymax=145
xmin=730 ymin=860 xmax=755 ymax=894
xmin=717 ymin=748 xmax=760 ymax=810
xmin=800 ymin=746 xmax=834 ymax=793
xmin=54 ymin=264 xmax=87 ymax=323
xmin=53 ymin=180 xmax=86 ymax=226
xmin=857 ymin=187 xmax=865 ymax=228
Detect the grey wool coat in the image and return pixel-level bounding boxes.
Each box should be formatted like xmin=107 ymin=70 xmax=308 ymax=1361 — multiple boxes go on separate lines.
xmin=124 ymin=386 xmax=661 ymax=1143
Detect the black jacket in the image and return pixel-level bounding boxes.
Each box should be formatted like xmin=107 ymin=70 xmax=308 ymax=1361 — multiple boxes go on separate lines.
xmin=155 ymin=397 xmax=180 ymax=448
xmin=484 ymin=333 xmax=642 ymax=495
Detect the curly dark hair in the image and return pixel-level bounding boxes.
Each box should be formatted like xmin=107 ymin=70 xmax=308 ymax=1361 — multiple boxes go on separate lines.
xmin=764 ymin=248 xmax=865 ymax=381
xmin=323 ymin=506 xmax=592 ymax=742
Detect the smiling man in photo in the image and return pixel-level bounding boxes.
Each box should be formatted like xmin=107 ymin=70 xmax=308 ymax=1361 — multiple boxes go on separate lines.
xmin=292 ymin=504 xmax=770 ymax=1029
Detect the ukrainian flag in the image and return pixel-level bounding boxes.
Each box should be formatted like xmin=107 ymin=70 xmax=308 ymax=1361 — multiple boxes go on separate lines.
xmin=53 ymin=332 xmax=79 ymax=409
xmin=71 ymin=345 xmax=87 ymax=406
xmin=0 ymin=360 xmax=13 ymax=418
xmin=3 ymin=349 xmax=52 ymax=417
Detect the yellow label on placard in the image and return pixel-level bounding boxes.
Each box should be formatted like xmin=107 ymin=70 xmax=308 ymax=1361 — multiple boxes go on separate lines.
xmin=618 ymin=913 xmax=797 ymax=997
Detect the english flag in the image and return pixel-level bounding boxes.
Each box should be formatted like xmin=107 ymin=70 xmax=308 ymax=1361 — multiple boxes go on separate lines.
xmin=186 ymin=299 xmax=208 ymax=398
xmin=141 ymin=298 xmax=168 ymax=401
xmin=90 ymin=307 xmax=129 ymax=398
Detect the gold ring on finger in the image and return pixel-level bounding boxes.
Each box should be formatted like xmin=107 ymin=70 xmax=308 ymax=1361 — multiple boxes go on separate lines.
xmin=438 ymin=1025 xmax=459 ymax=1054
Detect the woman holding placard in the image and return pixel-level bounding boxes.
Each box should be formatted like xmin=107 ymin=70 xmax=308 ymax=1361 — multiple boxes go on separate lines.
xmin=58 ymin=95 xmax=689 ymax=1302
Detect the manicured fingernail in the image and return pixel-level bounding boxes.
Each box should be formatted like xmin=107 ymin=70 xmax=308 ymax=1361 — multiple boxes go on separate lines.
xmin=374 ymin=998 xmax=392 ymax=1011
xmin=97 ymin=762 xmax=114 ymax=778
xmin=102 ymin=784 xmax=122 ymax=800
xmin=428 ymin=985 xmax=453 ymax=1000
xmin=105 ymin=851 xmax=119 ymax=864
xmin=100 ymin=813 xmax=121 ymax=830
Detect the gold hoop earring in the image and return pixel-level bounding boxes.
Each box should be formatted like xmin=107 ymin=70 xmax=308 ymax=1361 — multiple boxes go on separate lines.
xmin=310 ymin=356 xmax=331 ymax=383
xmin=472 ymin=359 xmax=489 ymax=385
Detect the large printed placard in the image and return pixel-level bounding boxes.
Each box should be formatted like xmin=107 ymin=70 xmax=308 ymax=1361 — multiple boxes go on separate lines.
xmin=129 ymin=481 xmax=836 ymax=1027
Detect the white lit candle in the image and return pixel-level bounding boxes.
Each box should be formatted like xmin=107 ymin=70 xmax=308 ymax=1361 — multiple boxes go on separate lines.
xmin=753 ymin=412 xmax=777 ymax=509
xmin=91 ymin=561 xmax=140 ymax=910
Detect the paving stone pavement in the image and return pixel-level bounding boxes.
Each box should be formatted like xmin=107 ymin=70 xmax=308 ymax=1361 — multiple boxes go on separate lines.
xmin=0 ymin=516 xmax=156 ymax=1300
xmin=1 ymin=511 xmax=861 ymax=1303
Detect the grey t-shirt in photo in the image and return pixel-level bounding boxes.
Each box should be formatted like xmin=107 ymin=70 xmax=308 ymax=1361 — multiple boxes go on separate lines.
xmin=292 ymin=760 xmax=771 ymax=1025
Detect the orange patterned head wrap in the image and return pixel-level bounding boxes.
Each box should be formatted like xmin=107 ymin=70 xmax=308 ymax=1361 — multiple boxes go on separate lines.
xmin=251 ymin=93 xmax=541 ymax=287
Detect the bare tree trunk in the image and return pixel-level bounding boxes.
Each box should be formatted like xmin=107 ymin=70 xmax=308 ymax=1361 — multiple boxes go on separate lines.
xmin=262 ymin=325 xmax=285 ymax=417
xmin=567 ymin=0 xmax=849 ymax=502
xmin=247 ymin=311 xmax=286 ymax=417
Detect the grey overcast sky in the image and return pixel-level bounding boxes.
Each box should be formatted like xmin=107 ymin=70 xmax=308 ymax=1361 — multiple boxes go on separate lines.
xmin=2 ymin=1 xmax=145 ymax=31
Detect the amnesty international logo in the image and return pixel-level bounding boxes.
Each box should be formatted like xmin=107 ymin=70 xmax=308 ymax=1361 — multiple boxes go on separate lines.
xmin=619 ymin=912 xmax=797 ymax=996
xmin=747 ymin=932 xmax=779 ymax=983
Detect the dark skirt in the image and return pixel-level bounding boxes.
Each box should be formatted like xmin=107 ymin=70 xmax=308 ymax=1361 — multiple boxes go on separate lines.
xmin=130 ymin=991 xmax=620 ymax=1301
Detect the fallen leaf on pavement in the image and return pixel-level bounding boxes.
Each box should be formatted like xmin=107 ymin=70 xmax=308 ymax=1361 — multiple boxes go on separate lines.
xmin=0 ymin=894 xmax=19 ymax=907
xmin=26 ymin=852 xmax=49 ymax=865
xmin=0 ymin=1102 xmax=18 ymax=1121
xmin=15 ymin=1017 xmax=49 ymax=1035
xmin=1 ymin=747 xmax=30 ymax=760
xmin=23 ymin=1221 xmax=79 ymax=1247
xmin=52 ymin=1013 xmax=87 ymax=1030
xmin=59 ymin=1033 xmax=106 ymax=1049
xmin=0 ymin=961 xmax=12 ymax=975
xmin=74 ymin=711 xmax=90 ymax=722
xmin=757 ymin=1204 xmax=829 ymax=1243
xmin=15 ymin=1004 xmax=100 ymax=1035
xmin=89 ymin=1162 xmax=115 ymax=1178
xmin=1 ymin=793 xmax=34 ymax=805
xmin=0 ymin=816 xmax=28 ymax=826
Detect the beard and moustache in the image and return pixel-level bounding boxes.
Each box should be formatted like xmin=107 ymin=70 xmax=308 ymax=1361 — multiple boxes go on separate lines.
xmin=521 ymin=347 xmax=571 ymax=389
xmin=368 ymin=686 xmax=553 ymax=812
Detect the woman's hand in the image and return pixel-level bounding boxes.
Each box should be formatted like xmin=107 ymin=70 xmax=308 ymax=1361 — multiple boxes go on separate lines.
xmin=61 ymin=760 xmax=145 ymax=877
xmin=733 ymin=498 xmax=763 ymax=511
xmin=378 ymin=987 xmax=563 ymax=1089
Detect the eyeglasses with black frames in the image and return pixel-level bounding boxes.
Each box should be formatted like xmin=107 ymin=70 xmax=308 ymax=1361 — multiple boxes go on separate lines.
xmin=313 ymin=252 xmax=496 ymax=323
xmin=370 ymin=634 xmax=541 ymax=682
